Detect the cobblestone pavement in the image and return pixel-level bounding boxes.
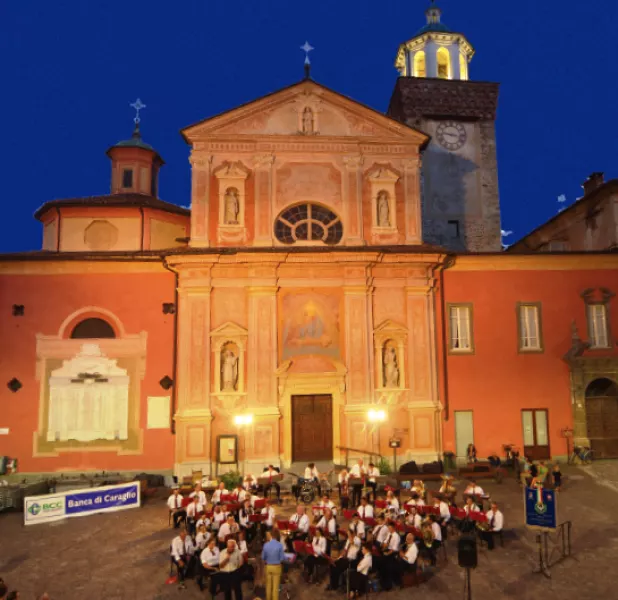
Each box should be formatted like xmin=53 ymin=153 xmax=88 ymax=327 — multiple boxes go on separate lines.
xmin=1 ymin=463 xmax=618 ymax=599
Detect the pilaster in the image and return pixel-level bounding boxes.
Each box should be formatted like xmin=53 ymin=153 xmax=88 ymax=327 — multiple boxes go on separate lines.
xmin=253 ymin=154 xmax=275 ymax=246
xmin=343 ymin=155 xmax=364 ymax=245
xmin=403 ymin=157 xmax=423 ymax=244
xmin=189 ymin=153 xmax=213 ymax=248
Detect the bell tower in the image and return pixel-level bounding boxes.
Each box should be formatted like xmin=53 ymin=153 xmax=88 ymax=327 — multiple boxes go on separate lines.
xmin=388 ymin=2 xmax=501 ymax=252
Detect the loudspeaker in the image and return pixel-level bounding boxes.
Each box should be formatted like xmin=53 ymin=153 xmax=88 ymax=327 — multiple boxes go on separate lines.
xmin=458 ymin=535 xmax=478 ymax=569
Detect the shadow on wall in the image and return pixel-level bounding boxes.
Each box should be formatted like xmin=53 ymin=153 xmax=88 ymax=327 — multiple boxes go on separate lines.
xmin=421 ymin=145 xmax=479 ymax=251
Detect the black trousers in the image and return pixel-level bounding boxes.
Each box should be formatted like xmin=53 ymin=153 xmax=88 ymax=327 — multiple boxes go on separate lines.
xmin=329 ymin=558 xmax=350 ymax=589
xmin=351 ymin=484 xmax=363 ymax=507
xmin=379 ymin=553 xmax=397 ymax=591
xmin=367 ymin=482 xmax=377 ymax=502
xmin=196 ymin=564 xmax=217 ymax=591
xmin=265 ymin=482 xmax=281 ymax=500
xmin=305 ymin=555 xmax=326 ymax=578
xmin=480 ymin=530 xmax=500 ymax=550
xmin=173 ymin=554 xmax=194 ymax=583
xmin=220 ymin=570 xmax=243 ymax=600
xmin=171 ymin=509 xmax=186 ymax=528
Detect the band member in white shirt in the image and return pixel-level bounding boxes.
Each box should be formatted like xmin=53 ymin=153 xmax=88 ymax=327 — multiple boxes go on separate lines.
xmin=212 ymin=505 xmax=227 ymax=532
xmin=170 ymin=529 xmax=195 ymax=589
xmin=195 ymin=524 xmax=212 ymax=551
xmin=231 ymin=483 xmax=247 ymax=504
xmin=463 ymin=496 xmax=480 ymax=514
xmin=405 ymin=494 xmax=425 ymax=509
xmin=212 ymin=482 xmax=229 ymax=505
xmin=167 ymin=486 xmax=186 ymax=528
xmin=380 ymin=522 xmax=401 ymax=592
xmin=189 ymin=483 xmax=207 ymax=506
xmin=327 ymin=531 xmax=361 ymax=591
xmin=350 ymin=544 xmax=372 ymax=597
xmin=385 ymin=491 xmax=400 ymax=516
xmin=289 ymin=505 xmax=311 ymax=544
xmin=430 ymin=515 xmax=442 ymax=544
xmin=396 ymin=532 xmax=419 ymax=585
xmin=481 ymin=502 xmax=504 ymax=550
xmin=371 ymin=515 xmax=389 ymax=548
xmin=367 ymin=462 xmax=380 ymax=501
xmin=315 ymin=494 xmax=337 ymax=517
xmin=196 ymin=513 xmax=212 ymax=531
xmin=349 ymin=459 xmax=367 ymax=507
xmin=218 ymin=540 xmax=244 ymax=600
xmin=434 ymin=498 xmax=451 ymax=523
xmin=197 ymin=537 xmax=220 ymax=593
xmin=217 ymin=515 xmax=240 ymax=547
xmin=243 ymin=473 xmax=258 ymax=492
xmin=464 ymin=480 xmax=485 ymax=497
xmin=349 ymin=513 xmax=366 ymax=540
xmin=262 ymin=465 xmax=281 ymax=502
xmin=357 ymin=497 xmax=374 ymax=520
xmin=186 ymin=496 xmax=204 ymax=536
xmin=304 ymin=528 xmax=327 ymax=582
xmin=238 ymin=499 xmax=255 ymax=543
xmin=405 ymin=506 xmax=422 ymax=530
xmin=459 ymin=496 xmax=479 ymax=533
xmin=305 ymin=462 xmax=320 ymax=481
xmin=317 ymin=507 xmax=338 ymax=550
xmin=261 ymin=498 xmax=276 ymax=532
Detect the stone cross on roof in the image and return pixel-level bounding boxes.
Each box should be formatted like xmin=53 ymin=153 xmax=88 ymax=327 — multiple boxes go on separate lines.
xmin=130 ymin=98 xmax=146 ymax=124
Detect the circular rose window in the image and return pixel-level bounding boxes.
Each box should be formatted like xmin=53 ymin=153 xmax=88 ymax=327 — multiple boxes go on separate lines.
xmin=274 ymin=203 xmax=342 ymax=245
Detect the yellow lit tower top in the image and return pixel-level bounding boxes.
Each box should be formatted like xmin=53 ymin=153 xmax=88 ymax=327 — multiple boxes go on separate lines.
xmin=394 ymin=1 xmax=474 ymax=80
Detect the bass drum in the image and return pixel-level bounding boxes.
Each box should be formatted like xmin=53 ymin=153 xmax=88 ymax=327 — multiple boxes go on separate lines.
xmin=300 ymin=481 xmax=316 ymax=504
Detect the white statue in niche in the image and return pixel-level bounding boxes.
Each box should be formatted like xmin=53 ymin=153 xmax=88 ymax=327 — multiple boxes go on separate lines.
xmin=302 ymin=107 xmax=314 ymax=134
xmin=221 ymin=346 xmax=239 ymax=391
xmin=224 ymin=188 xmax=240 ymax=224
xmin=383 ymin=344 xmax=400 ymax=388
xmin=377 ymin=191 xmax=391 ymax=227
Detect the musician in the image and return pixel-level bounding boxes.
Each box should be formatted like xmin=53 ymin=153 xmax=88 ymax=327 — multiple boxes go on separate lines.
xmin=357 ymin=497 xmax=374 ymax=520
xmin=170 ymin=528 xmax=196 ymax=590
xmin=237 ymin=530 xmax=254 ymax=584
xmin=218 ymin=515 xmax=240 ymax=547
xmin=195 ymin=523 xmax=212 ymax=551
xmin=315 ymin=494 xmax=337 ymax=517
xmin=197 ymin=537 xmax=220 ymax=593
xmin=404 ymin=494 xmax=425 ymax=509
xmin=305 ymin=462 xmax=320 ymax=481
xmin=338 ymin=468 xmax=350 ymax=509
xmin=398 ymin=532 xmax=418 ymax=575
xmin=316 ymin=507 xmax=338 ymax=551
xmin=385 ymin=490 xmax=400 ymax=517
xmin=379 ymin=522 xmax=401 ymax=592
xmin=439 ymin=474 xmax=456 ymax=496
xmin=349 ymin=459 xmax=367 ymax=507
xmin=212 ymin=482 xmax=229 ymax=505
xmin=304 ymin=528 xmax=327 ymax=582
xmin=186 ymin=495 xmax=204 ymax=536
xmin=262 ymin=465 xmax=281 ymax=502
xmin=196 ymin=512 xmax=212 ymax=531
xmin=261 ymin=498 xmax=276 ymax=532
xmin=189 ymin=482 xmax=207 ymax=506
xmin=239 ymin=499 xmax=255 ymax=543
xmin=459 ymin=496 xmax=479 ymax=533
xmin=463 ymin=496 xmax=480 ymax=514
xmin=411 ymin=479 xmax=425 ymax=499
xmin=349 ymin=513 xmax=366 ymax=540
xmin=243 ymin=473 xmax=258 ymax=492
xmin=367 ymin=462 xmax=380 ymax=501
xmin=327 ymin=531 xmax=361 ymax=591
xmin=218 ymin=539 xmax=244 ymax=600
xmin=167 ymin=486 xmax=186 ymax=528
xmin=466 ymin=443 xmax=478 ymax=463
xmin=289 ymin=505 xmax=310 ymax=542
xmin=405 ymin=506 xmax=422 ymax=530
xmin=212 ymin=505 xmax=227 ymax=532
xmin=231 ymin=483 xmax=248 ymax=504
xmin=434 ymin=497 xmax=451 ymax=523
xmin=371 ymin=515 xmax=389 ymax=548
xmin=349 ymin=544 xmax=372 ymax=599
xmin=420 ymin=520 xmax=437 ymax=566
xmin=481 ymin=502 xmax=504 ymax=550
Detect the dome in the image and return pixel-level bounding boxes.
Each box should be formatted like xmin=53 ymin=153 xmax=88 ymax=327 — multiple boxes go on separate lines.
xmin=415 ymin=21 xmax=452 ymax=35
xmin=109 ymin=124 xmax=156 ymax=153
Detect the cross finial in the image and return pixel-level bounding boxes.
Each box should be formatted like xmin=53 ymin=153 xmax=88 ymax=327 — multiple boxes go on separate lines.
xmin=300 ymin=41 xmax=314 ymax=79
xmin=130 ymin=98 xmax=146 ymax=124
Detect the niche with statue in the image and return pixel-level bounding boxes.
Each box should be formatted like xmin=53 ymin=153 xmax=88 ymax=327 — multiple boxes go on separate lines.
xmin=210 ymin=322 xmax=248 ymax=413
xmin=373 ymin=321 xmax=407 ymax=400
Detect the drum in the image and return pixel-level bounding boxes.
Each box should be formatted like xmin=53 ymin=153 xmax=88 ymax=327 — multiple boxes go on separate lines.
xmin=300 ymin=480 xmax=317 ymax=504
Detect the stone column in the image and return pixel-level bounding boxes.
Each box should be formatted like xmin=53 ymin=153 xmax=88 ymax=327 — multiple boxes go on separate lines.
xmin=403 ymin=157 xmax=422 ymax=244
xmin=253 ymin=154 xmax=275 ymax=246
xmin=448 ymin=44 xmax=461 ymax=80
xmin=425 ymin=41 xmax=438 ymax=78
xmin=174 ymin=267 xmax=213 ymax=477
xmin=189 ymin=153 xmax=213 ymax=248
xmin=343 ymin=155 xmax=364 ymax=245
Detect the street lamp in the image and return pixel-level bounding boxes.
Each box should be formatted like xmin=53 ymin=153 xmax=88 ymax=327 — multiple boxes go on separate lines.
xmin=367 ymin=409 xmax=386 ymax=456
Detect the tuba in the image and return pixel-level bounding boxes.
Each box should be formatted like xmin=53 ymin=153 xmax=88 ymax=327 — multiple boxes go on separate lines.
xmin=422 ymin=526 xmax=434 ymax=548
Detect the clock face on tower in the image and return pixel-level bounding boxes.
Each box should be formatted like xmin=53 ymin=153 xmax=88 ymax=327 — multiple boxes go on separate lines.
xmin=436 ymin=121 xmax=467 ymax=151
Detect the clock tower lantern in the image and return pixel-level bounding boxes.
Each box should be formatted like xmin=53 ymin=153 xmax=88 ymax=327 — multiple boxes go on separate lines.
xmin=388 ymin=2 xmax=501 ymax=252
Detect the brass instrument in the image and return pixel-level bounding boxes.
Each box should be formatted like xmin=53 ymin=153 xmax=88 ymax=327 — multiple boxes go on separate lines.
xmin=475 ymin=521 xmax=491 ymax=531
xmin=422 ymin=526 xmax=434 ymax=548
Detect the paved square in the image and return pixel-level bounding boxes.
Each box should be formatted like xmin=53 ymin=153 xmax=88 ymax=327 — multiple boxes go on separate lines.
xmin=1 ymin=464 xmax=617 ymax=599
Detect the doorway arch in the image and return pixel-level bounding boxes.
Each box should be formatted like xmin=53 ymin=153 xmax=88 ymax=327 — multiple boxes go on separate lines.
xmin=585 ymin=378 xmax=618 ymax=458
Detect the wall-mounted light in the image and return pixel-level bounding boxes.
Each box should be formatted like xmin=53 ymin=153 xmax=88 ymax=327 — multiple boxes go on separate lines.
xmin=367 ymin=409 xmax=386 ymax=423
xmin=234 ymin=414 xmax=253 ymax=426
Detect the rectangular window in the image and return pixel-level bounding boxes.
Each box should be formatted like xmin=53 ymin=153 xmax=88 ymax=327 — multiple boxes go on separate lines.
xmin=122 ymin=169 xmax=133 ymax=189
xmin=447 ymin=220 xmax=460 ymax=239
xmin=587 ymin=303 xmax=610 ymax=348
xmin=448 ymin=304 xmax=473 ymax=353
xmin=517 ymin=303 xmax=543 ymax=352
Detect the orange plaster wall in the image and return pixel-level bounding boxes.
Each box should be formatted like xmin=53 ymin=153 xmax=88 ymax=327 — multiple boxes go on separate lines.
xmin=441 ymin=267 xmax=618 ymax=459
xmin=0 ymin=268 xmax=177 ymax=473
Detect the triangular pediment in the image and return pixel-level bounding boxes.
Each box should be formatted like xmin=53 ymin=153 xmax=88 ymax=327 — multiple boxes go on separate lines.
xmin=209 ymin=321 xmax=248 ymax=339
xmin=374 ymin=319 xmax=408 ymax=334
xmin=182 ymin=80 xmax=428 ymax=145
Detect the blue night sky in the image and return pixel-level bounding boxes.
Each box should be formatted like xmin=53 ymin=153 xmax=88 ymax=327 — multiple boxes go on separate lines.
xmin=0 ymin=0 xmax=616 ymax=252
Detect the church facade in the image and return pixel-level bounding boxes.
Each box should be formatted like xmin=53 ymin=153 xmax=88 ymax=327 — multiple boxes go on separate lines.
xmin=1 ymin=5 xmax=618 ymax=477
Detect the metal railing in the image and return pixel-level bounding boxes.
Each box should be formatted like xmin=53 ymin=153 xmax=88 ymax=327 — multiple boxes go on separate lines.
xmin=336 ymin=445 xmax=383 ymax=468
xmin=533 ymin=520 xmax=576 ymax=578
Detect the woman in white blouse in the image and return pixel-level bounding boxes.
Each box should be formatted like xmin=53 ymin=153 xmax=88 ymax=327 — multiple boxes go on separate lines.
xmin=304 ymin=528 xmax=327 ymax=582
xmin=349 ymin=544 xmax=372 ymax=598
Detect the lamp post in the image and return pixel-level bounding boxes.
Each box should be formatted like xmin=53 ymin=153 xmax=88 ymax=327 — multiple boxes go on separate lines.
xmin=367 ymin=409 xmax=386 ymax=458
xmin=234 ymin=414 xmax=253 ymax=474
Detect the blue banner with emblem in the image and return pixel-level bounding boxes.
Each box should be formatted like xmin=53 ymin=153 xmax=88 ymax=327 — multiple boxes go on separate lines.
xmin=24 ymin=481 xmax=140 ymax=526
xmin=524 ymin=486 xmax=557 ymax=530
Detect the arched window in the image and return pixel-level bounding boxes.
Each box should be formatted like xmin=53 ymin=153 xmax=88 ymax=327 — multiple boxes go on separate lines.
xmin=274 ymin=203 xmax=343 ymax=245
xmin=70 ymin=318 xmax=116 ymax=339
xmin=437 ymin=47 xmax=451 ymax=79
xmin=459 ymin=53 xmax=468 ymax=80
xmin=414 ymin=51 xmax=426 ymax=78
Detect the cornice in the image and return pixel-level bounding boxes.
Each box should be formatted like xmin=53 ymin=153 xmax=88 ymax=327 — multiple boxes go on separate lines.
xmin=450 ymin=254 xmax=618 ymax=272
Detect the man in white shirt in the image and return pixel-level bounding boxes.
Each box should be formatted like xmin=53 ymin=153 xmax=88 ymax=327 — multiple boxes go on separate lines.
xmin=197 ymin=538 xmax=220 ymax=592
xmin=464 ymin=480 xmax=485 ymax=497
xmin=212 ymin=482 xmax=229 ymax=505
xmin=371 ymin=515 xmax=389 ymax=548
xmin=405 ymin=506 xmax=422 ymax=530
xmin=349 ymin=513 xmax=366 ymax=540
xmin=190 ymin=483 xmax=207 ymax=506
xmin=482 ymin=502 xmax=504 ymax=550
xmin=170 ymin=529 xmax=195 ymax=589
xmin=316 ymin=494 xmax=337 ymax=517
xmin=167 ymin=486 xmax=186 ymax=528
xmin=262 ymin=465 xmax=281 ymax=502
xmin=395 ymin=532 xmax=419 ymax=587
xmin=349 ymin=459 xmax=366 ymax=506
xmin=186 ymin=496 xmax=204 ymax=535
xmin=435 ymin=498 xmax=451 ymax=523
xmin=218 ymin=515 xmax=240 ymax=545
xmin=261 ymin=498 xmax=276 ymax=531
xmin=289 ymin=505 xmax=310 ymax=538
xmin=327 ymin=531 xmax=361 ymax=591
xmin=380 ymin=522 xmax=401 ymax=592
xmin=219 ymin=540 xmax=243 ymax=599
xmin=367 ymin=462 xmax=380 ymax=501
xmin=304 ymin=462 xmax=320 ymax=481
xmin=358 ymin=497 xmax=374 ymax=520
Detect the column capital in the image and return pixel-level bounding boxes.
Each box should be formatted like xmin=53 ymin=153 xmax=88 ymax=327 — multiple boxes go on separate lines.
xmin=343 ymin=155 xmax=364 ymax=170
xmin=189 ymin=152 xmax=213 ymax=169
xmin=253 ymin=153 xmax=276 ymax=169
